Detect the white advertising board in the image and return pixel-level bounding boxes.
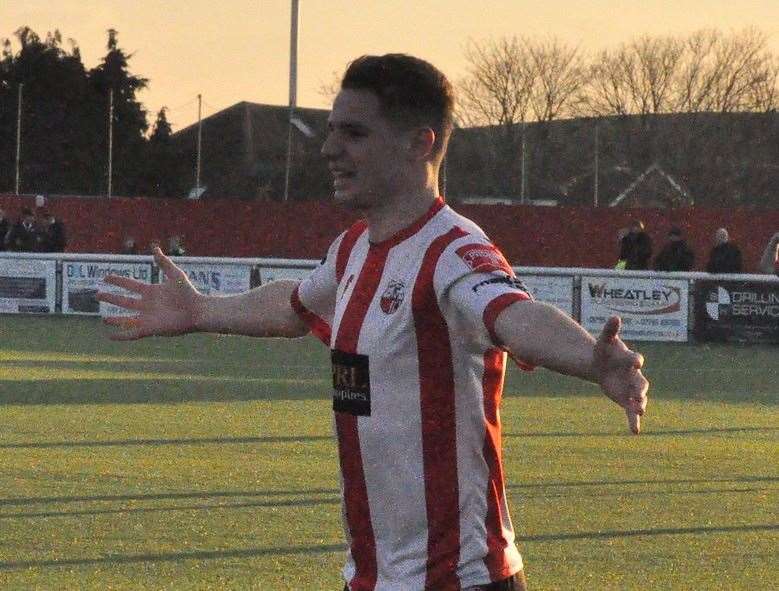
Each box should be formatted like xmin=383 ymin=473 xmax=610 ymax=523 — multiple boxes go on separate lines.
xmin=259 ymin=266 xmax=314 ymax=283
xmin=519 ymin=274 xmax=575 ymax=317
xmin=581 ymin=276 xmax=689 ymax=341
xmin=162 ymin=263 xmax=252 ymax=296
xmin=0 ymin=259 xmax=57 ymax=314
xmin=63 ymin=261 xmax=152 ymax=316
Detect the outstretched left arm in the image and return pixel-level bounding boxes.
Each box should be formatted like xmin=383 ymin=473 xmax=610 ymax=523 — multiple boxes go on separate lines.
xmin=494 ymin=300 xmax=649 ymax=434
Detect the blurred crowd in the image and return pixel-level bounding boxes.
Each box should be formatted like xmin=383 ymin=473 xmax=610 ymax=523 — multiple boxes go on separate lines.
xmin=617 ymin=219 xmax=778 ymax=276
xmin=0 ymin=207 xmax=66 ymax=253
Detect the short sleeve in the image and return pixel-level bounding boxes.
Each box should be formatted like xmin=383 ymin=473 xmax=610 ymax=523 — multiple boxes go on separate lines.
xmin=438 ymin=238 xmax=535 ymax=369
xmin=290 ymin=234 xmax=343 ymax=346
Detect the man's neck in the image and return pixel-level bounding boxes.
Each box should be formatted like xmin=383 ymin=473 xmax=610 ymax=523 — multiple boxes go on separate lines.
xmin=364 ymin=186 xmax=439 ymax=244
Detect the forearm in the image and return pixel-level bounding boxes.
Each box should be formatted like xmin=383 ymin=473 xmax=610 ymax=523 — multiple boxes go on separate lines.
xmin=495 ymin=301 xmax=598 ymax=382
xmin=192 ymin=279 xmax=309 ymax=338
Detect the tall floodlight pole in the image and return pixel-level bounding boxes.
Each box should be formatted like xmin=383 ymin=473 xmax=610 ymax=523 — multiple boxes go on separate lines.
xmin=593 ymin=120 xmax=600 ymax=207
xmin=107 ymin=88 xmax=114 ymax=198
xmin=283 ymin=0 xmax=299 ymax=202
xmin=520 ymin=122 xmax=527 ymax=204
xmin=196 ymin=94 xmax=203 ymax=195
xmin=14 ymin=83 xmax=23 ymax=195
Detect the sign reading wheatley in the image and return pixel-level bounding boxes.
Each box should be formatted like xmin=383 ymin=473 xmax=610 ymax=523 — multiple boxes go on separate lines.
xmin=695 ymin=279 xmax=779 ymax=344
xmin=581 ymin=276 xmax=689 ymax=341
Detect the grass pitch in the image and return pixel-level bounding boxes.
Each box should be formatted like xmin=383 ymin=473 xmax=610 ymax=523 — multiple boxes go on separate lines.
xmin=0 ymin=316 xmax=776 ymax=590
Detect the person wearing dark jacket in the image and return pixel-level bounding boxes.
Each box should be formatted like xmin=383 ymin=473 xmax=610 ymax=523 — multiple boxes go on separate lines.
xmin=706 ymin=228 xmax=742 ymax=274
xmin=618 ymin=220 xmax=653 ymax=270
xmin=653 ymin=227 xmax=695 ymax=272
xmin=6 ymin=208 xmax=40 ymax=252
xmin=0 ymin=209 xmax=9 ymax=251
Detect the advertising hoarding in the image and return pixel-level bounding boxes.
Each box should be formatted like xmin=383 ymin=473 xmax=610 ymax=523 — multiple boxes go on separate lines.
xmin=0 ymin=259 xmax=57 ymax=314
xmin=695 ymin=279 xmax=779 ymax=344
xmin=581 ymin=276 xmax=689 ymax=341
xmin=62 ymin=261 xmax=153 ymax=316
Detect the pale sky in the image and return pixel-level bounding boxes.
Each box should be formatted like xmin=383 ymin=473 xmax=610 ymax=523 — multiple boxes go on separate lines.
xmin=3 ymin=0 xmax=778 ymax=130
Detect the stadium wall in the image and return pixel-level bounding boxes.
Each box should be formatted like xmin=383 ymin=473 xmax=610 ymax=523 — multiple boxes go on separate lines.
xmin=1 ymin=193 xmax=778 ymax=271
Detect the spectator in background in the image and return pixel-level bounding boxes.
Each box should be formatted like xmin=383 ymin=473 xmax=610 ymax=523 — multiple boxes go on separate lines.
xmin=0 ymin=209 xmax=9 ymax=251
xmin=758 ymin=232 xmax=779 ymax=275
xmin=653 ymin=227 xmax=695 ymax=272
xmin=168 ymin=235 xmax=186 ymax=256
xmin=6 ymin=208 xmax=40 ymax=252
xmin=618 ymin=219 xmax=653 ymax=270
xmin=40 ymin=212 xmax=66 ymax=252
xmin=706 ymin=228 xmax=742 ymax=274
xmin=149 ymin=239 xmax=162 ymax=254
xmin=121 ymin=237 xmax=139 ymax=255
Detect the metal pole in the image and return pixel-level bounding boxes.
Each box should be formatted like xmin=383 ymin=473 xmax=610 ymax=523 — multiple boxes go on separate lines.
xmin=284 ymin=0 xmax=299 ymax=202
xmin=196 ymin=94 xmax=203 ymax=195
xmin=14 ymin=83 xmax=23 ymax=195
xmin=593 ymin=120 xmax=600 ymax=207
xmin=520 ymin=122 xmax=527 ymax=204
xmin=107 ymin=88 xmax=114 ymax=198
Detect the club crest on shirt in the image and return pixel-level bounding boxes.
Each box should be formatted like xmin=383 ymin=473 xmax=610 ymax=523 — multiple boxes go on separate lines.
xmin=379 ymin=279 xmax=405 ymax=314
xmin=456 ymin=243 xmax=512 ymax=274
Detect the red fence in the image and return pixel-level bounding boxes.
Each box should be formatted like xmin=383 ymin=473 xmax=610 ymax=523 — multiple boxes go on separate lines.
xmin=1 ymin=193 xmax=777 ymax=272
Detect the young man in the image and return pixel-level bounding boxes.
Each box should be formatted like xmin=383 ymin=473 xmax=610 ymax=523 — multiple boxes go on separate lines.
xmin=98 ymin=54 xmax=648 ymax=591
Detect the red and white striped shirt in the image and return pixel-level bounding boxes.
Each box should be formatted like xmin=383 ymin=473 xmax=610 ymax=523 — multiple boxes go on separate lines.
xmin=292 ymin=198 xmax=532 ymax=590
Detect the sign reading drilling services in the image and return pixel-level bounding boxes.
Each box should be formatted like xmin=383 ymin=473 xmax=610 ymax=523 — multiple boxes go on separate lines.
xmin=581 ymin=276 xmax=688 ymax=341
xmin=695 ymin=279 xmax=779 ymax=344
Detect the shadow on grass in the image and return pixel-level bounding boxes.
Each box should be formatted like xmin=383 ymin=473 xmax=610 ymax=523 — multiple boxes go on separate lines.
xmin=521 ymin=523 xmax=778 ymax=543
xmin=0 ymin=379 xmax=331 ymax=404
xmin=0 ymin=543 xmax=347 ymax=570
xmin=504 ymin=426 xmax=777 ymax=438
xmin=507 ymin=475 xmax=777 ymax=491
xmin=0 ymin=434 xmax=333 ymax=450
xmin=0 ymin=496 xmax=341 ymax=520
xmin=1 ymin=523 xmax=775 ymax=570
xmin=0 ymin=488 xmax=341 ymax=507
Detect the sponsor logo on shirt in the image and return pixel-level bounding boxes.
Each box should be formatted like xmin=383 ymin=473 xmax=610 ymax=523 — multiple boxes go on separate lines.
xmin=456 ymin=243 xmax=512 ymax=274
xmin=331 ymin=349 xmax=371 ymax=416
xmin=379 ymin=279 xmax=405 ymax=314
xmin=471 ymin=275 xmax=529 ymax=294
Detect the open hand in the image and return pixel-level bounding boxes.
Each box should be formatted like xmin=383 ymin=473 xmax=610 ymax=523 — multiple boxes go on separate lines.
xmin=593 ymin=316 xmax=649 ymax=434
xmin=96 ymin=247 xmax=201 ymax=340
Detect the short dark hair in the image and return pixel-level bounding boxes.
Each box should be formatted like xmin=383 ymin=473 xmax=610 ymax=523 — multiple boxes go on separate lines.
xmin=341 ymin=54 xmax=455 ymax=162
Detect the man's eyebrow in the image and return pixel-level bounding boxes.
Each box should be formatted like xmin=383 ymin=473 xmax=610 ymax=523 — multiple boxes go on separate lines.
xmin=327 ymin=121 xmax=370 ymax=132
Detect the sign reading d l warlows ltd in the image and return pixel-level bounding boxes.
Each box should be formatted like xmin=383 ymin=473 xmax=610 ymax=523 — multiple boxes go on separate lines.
xmin=581 ymin=276 xmax=689 ymax=341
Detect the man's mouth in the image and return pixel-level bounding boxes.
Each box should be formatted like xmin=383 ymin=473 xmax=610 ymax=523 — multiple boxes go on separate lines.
xmin=331 ymin=170 xmax=356 ymax=188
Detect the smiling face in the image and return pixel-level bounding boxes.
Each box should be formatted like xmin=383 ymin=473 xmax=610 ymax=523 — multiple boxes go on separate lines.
xmin=321 ymin=89 xmax=413 ymax=211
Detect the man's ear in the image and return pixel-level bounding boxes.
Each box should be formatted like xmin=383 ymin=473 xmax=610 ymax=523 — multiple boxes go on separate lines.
xmin=408 ymin=128 xmax=436 ymax=161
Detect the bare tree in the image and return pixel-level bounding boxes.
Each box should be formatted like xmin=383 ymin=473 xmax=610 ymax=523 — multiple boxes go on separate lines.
xmin=316 ymin=69 xmax=343 ymax=104
xmin=673 ymin=28 xmax=777 ymax=113
xmin=580 ymin=35 xmax=683 ymax=116
xmin=525 ymin=38 xmax=586 ymax=121
xmin=456 ymin=37 xmax=535 ymax=129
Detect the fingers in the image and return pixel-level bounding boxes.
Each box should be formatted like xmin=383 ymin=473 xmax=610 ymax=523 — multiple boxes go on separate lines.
xmin=599 ymin=316 xmax=621 ymax=343
xmin=154 ymin=247 xmax=186 ymax=281
xmin=626 ymin=409 xmax=641 ymax=435
xmin=612 ymin=350 xmax=644 ymax=371
xmin=101 ymin=274 xmax=150 ymax=295
xmin=95 ymin=291 xmax=144 ymax=311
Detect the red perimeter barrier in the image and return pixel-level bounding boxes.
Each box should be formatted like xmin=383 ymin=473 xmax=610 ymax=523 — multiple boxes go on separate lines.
xmin=1 ymin=194 xmax=777 ymax=272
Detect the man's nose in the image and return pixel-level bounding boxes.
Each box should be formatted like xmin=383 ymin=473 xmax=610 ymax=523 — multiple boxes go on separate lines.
xmin=321 ymin=134 xmax=341 ymax=159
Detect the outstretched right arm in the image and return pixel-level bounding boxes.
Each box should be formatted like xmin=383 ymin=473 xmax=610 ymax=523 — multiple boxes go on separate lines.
xmin=96 ymin=248 xmax=308 ymax=341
